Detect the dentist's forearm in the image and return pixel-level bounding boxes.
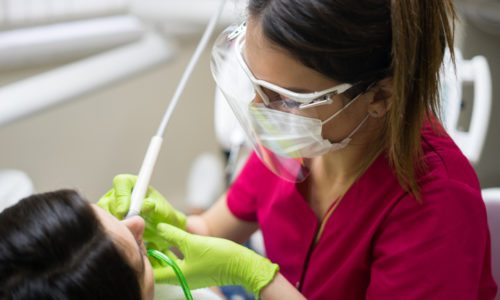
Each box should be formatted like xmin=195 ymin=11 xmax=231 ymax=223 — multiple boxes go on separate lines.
xmin=186 ymin=214 xmax=211 ymax=235
xmin=188 ymin=195 xmax=259 ymax=242
xmin=261 ymin=273 xmax=306 ymax=300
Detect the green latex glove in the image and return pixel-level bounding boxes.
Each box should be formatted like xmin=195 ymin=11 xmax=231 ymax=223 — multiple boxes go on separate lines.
xmin=150 ymin=223 xmax=279 ymax=298
xmin=98 ymin=174 xmax=187 ymax=229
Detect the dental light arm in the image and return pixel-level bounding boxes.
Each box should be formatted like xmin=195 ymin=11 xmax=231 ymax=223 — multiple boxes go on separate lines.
xmin=126 ymin=0 xmax=228 ymax=218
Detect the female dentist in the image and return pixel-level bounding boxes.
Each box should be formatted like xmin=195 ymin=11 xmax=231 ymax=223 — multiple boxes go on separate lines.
xmin=99 ymin=0 xmax=497 ymax=299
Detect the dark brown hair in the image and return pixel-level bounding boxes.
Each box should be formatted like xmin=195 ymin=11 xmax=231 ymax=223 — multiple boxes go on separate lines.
xmin=0 ymin=190 xmax=142 ymax=300
xmin=248 ymin=0 xmax=456 ymax=196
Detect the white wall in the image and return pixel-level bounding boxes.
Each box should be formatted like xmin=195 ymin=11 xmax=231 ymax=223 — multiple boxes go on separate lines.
xmin=0 ymin=36 xmax=221 ymax=209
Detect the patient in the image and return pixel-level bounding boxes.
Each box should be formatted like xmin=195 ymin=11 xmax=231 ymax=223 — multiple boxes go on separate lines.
xmin=0 ymin=189 xmax=154 ymax=300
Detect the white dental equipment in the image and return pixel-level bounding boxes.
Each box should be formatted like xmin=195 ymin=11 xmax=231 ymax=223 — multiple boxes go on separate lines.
xmin=442 ymin=48 xmax=492 ymax=164
xmin=126 ymin=0 xmax=228 ymax=218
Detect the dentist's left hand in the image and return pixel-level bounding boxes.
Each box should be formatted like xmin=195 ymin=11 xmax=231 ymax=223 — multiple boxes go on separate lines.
xmin=98 ymin=174 xmax=187 ymax=230
xmin=150 ymin=223 xmax=279 ymax=298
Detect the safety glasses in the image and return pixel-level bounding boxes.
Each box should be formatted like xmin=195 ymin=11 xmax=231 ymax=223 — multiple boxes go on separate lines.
xmin=226 ymin=22 xmax=353 ymax=110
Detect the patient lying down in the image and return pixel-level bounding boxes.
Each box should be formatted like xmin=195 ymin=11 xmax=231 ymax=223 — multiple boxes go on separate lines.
xmin=0 ymin=190 xmax=155 ymax=300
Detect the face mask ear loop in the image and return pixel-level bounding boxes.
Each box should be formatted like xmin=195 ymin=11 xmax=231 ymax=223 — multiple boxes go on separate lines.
xmin=321 ymin=92 xmax=363 ymax=125
xmin=333 ymin=113 xmax=370 ymax=148
xmin=345 ymin=114 xmax=370 ymax=140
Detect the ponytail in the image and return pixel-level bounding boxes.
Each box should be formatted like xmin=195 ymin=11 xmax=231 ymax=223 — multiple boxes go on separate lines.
xmin=388 ymin=1 xmax=456 ymax=198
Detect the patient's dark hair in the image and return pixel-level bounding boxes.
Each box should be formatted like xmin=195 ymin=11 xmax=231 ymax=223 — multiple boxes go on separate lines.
xmin=0 ymin=190 xmax=141 ymax=300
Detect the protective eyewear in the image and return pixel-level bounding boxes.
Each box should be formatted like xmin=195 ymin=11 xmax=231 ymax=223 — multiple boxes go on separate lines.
xmin=228 ymin=23 xmax=353 ymax=110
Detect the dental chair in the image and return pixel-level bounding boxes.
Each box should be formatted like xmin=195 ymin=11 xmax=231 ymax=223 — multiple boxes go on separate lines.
xmin=442 ymin=48 xmax=499 ymax=296
xmin=441 ymin=49 xmax=491 ymax=165
xmin=0 ymin=170 xmax=33 ymax=212
xmin=482 ymin=188 xmax=500 ymax=293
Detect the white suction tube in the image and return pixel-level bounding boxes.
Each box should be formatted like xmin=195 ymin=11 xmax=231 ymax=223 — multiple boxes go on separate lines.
xmin=127 ymin=136 xmax=163 ymax=217
xmin=125 ymin=0 xmax=228 ymax=218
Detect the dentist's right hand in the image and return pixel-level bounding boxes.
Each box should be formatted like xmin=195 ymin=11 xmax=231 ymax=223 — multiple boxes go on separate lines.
xmin=98 ymin=174 xmax=187 ymax=230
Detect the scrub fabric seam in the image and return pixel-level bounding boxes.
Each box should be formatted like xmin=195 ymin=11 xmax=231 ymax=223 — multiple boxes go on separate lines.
xmin=297 ymin=195 xmax=343 ymax=292
xmin=420 ymin=129 xmax=450 ymax=180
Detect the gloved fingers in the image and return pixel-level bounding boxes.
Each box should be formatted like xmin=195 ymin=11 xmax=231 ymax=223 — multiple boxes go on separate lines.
xmin=143 ymin=196 xmax=186 ymax=230
xmin=161 ymin=249 xmax=182 ymax=264
xmin=156 ymin=223 xmax=190 ymax=255
xmin=147 ymin=248 xmax=177 ymax=265
xmin=142 ymin=189 xmax=168 ymax=213
xmin=136 ymin=183 xmax=166 ymax=215
xmin=112 ymin=174 xmax=137 ymax=191
xmin=141 ymin=197 xmax=159 ymax=216
xmin=153 ymin=265 xmax=179 ymax=284
xmin=111 ymin=174 xmax=137 ymax=219
xmin=144 ymin=225 xmax=172 ymax=251
xmin=97 ymin=189 xmax=113 ymax=211
xmin=98 ymin=189 xmax=127 ymax=220
xmin=150 ymin=248 xmax=186 ymax=284
xmin=109 ymin=195 xmax=129 ymax=220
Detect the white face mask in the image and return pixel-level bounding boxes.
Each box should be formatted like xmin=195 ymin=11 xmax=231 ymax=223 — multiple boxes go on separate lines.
xmin=249 ymin=96 xmax=369 ymax=158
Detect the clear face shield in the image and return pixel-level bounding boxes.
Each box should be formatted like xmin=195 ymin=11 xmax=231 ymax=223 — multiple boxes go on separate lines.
xmin=210 ymin=23 xmax=364 ymax=182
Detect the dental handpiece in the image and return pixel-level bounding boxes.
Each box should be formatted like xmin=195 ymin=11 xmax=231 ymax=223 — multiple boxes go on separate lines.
xmin=126 ymin=0 xmax=228 ymax=218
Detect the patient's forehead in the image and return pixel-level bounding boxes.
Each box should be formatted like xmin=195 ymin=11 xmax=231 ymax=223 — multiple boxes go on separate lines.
xmin=91 ymin=205 xmax=153 ymax=299
xmin=91 ymin=205 xmax=139 ymax=267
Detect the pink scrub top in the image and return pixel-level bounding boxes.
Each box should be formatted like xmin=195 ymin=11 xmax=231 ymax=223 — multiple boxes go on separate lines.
xmin=227 ymin=122 xmax=497 ymax=299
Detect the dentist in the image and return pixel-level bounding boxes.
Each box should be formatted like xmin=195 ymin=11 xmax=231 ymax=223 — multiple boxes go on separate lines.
xmin=100 ymin=0 xmax=497 ymax=299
